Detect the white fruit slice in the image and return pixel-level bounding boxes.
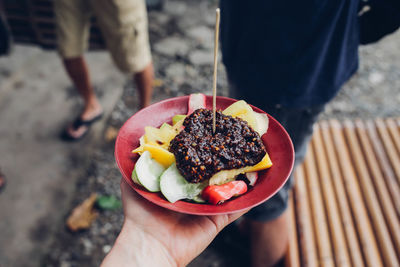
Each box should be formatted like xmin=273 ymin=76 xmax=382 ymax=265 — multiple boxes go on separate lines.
xmin=160 ymin=164 xmax=206 ymax=203
xmin=254 ymin=112 xmax=269 ymax=136
xmin=245 ymin=172 xmax=258 ymax=186
xmin=188 ymin=93 xmax=206 ymax=114
xmin=134 ymin=151 xmax=165 ymax=192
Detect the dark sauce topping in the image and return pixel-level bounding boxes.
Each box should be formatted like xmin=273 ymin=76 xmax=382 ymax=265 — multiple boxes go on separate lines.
xmin=169 ymin=109 xmax=266 ymax=183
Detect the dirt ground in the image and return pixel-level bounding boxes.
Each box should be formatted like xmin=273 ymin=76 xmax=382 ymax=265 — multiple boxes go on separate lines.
xmin=0 ymin=0 xmax=399 ymax=266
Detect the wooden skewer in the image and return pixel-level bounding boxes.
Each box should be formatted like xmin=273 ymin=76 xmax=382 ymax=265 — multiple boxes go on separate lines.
xmin=343 ymin=120 xmax=399 ymax=266
xmin=212 ymin=8 xmax=220 ymax=134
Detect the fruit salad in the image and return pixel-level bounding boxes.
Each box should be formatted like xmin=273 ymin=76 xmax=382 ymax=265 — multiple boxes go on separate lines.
xmin=131 ymin=94 xmax=272 ymax=204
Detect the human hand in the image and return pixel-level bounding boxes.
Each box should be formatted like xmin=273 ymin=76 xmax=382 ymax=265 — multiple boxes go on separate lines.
xmin=101 ymin=179 xmax=247 ymax=267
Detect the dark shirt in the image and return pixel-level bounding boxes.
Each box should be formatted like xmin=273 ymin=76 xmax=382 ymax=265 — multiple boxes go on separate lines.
xmin=220 ymin=0 xmax=360 ymax=108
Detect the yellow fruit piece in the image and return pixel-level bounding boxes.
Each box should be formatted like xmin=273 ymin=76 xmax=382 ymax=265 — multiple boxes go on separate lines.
xmin=223 ymin=100 xmax=257 ymax=130
xmin=160 ymin=122 xmax=173 ymax=130
xmin=132 ymin=146 xmax=144 ymax=154
xmin=209 ymin=153 xmax=272 ymax=185
xmin=172 ymin=118 xmax=184 ymax=134
xmin=245 ymin=152 xmax=273 ymax=172
xmin=143 ymin=124 xmax=177 ymax=149
xmin=133 ymin=121 xmax=184 ymax=155
xmin=142 ymin=143 xmax=175 ymax=168
xmin=132 ymin=136 xmax=145 ymax=154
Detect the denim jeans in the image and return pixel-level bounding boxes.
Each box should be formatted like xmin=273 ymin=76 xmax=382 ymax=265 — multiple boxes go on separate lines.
xmin=229 ymin=83 xmax=325 ymax=221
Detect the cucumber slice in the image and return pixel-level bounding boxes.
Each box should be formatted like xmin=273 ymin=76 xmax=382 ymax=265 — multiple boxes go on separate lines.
xmin=160 ymin=164 xmax=207 ymax=203
xmin=192 ymin=195 xmax=206 ymax=203
xmin=131 ymin=169 xmax=142 ymax=185
xmin=134 ymin=151 xmax=165 ymax=192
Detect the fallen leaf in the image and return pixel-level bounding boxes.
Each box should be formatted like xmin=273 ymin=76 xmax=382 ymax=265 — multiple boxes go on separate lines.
xmin=66 ymin=193 xmax=98 ymax=232
xmin=153 ymin=79 xmax=164 ymax=87
xmin=105 ymin=126 xmax=119 ymax=142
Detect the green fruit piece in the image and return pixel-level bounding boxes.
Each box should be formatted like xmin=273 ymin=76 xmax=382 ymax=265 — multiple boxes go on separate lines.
xmin=131 ymin=169 xmax=141 ymax=185
xmin=172 ymin=114 xmax=186 ymax=125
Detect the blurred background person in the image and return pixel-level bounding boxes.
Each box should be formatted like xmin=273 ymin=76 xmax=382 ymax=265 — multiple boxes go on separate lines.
xmin=55 ymin=0 xmax=154 ymax=140
xmin=220 ymin=0 xmax=400 ymax=266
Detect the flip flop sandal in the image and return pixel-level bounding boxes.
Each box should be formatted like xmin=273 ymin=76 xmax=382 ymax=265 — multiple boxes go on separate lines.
xmin=61 ymin=113 xmax=103 ymax=141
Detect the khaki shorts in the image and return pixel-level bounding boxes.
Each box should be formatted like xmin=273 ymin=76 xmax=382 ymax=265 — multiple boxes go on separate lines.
xmin=54 ymin=0 xmax=151 ymax=73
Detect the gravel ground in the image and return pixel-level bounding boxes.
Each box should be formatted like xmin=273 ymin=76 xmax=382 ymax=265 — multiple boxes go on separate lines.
xmin=42 ymin=0 xmax=400 ymax=266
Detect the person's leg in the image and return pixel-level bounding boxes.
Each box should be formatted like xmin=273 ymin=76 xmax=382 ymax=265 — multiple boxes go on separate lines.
xmin=63 ymin=57 xmax=103 ymax=138
xmin=228 ymin=80 xmax=325 ymax=265
xmin=133 ymin=62 xmax=154 ymax=109
xmin=54 ymin=0 xmax=101 ymax=139
xmin=90 ymin=0 xmax=153 ymax=109
xmin=249 ymin=211 xmax=289 ymax=267
xmin=243 ymin=105 xmax=324 ymax=266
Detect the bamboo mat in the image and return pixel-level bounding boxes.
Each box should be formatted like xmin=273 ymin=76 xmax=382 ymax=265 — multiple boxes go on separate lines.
xmin=285 ymin=119 xmax=400 ymax=267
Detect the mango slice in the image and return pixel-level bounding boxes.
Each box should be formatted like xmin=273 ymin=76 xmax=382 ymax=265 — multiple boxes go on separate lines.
xmin=142 ymin=143 xmax=175 ymax=168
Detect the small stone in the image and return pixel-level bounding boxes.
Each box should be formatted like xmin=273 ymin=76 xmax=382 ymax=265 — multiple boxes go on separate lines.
xmin=103 ymin=245 xmax=112 ymax=254
xmin=330 ymin=100 xmax=356 ymax=113
xmin=150 ymin=11 xmax=169 ymax=25
xmin=368 ymin=71 xmax=384 ymax=85
xmin=188 ymin=50 xmax=214 ymax=66
xmin=60 ymin=261 xmax=71 ymax=267
xmin=153 ymin=37 xmax=189 ymax=57
xmin=163 ymin=0 xmax=187 ymax=16
xmin=166 ymin=63 xmax=185 ymax=84
xmin=186 ymin=26 xmax=213 ymax=49
xmin=82 ymin=238 xmax=93 ymax=255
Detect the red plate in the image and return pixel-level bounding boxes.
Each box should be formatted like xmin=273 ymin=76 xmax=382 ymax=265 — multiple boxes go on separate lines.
xmin=115 ymin=95 xmax=294 ymax=215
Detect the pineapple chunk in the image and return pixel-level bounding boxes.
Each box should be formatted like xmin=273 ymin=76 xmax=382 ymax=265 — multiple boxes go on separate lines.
xmin=223 ymin=100 xmax=258 ymax=130
xmin=209 ymin=153 xmax=272 ymax=185
xmin=143 ymin=124 xmax=176 ymax=148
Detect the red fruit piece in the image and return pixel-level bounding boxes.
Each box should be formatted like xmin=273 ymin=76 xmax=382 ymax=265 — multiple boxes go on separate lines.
xmin=202 ymin=180 xmax=248 ymax=204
